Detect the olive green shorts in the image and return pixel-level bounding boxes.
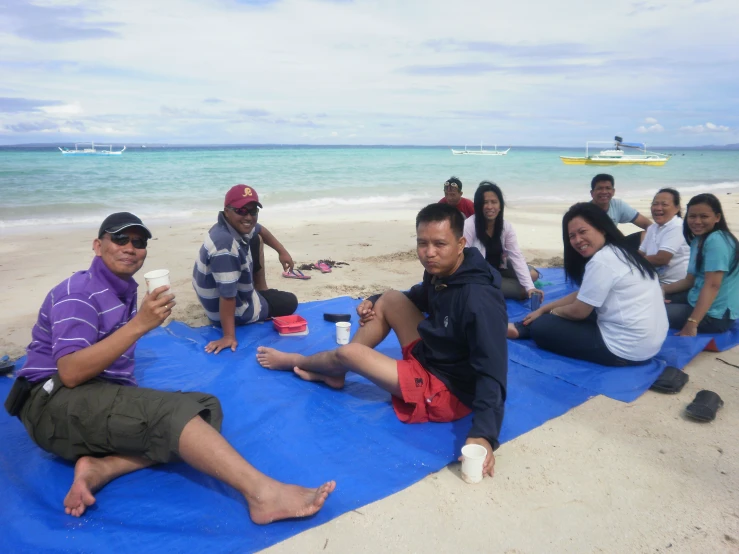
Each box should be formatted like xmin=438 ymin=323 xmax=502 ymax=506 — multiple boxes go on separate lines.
xmin=19 ymin=374 xmax=223 ymax=463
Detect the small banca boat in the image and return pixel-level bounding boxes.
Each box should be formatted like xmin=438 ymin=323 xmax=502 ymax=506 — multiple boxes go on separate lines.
xmin=59 ymin=142 xmax=126 ymax=155
xmin=560 ymin=136 xmax=669 ymax=166
xmin=451 ymin=142 xmax=510 ymax=156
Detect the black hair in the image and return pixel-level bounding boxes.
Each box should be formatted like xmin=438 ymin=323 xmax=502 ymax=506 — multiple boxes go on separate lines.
xmin=416 ymin=203 xmax=465 ymax=239
xmin=655 ymin=187 xmax=682 ymax=218
xmin=444 ymin=176 xmax=463 ymax=191
xmin=591 ymin=173 xmax=614 ymax=190
xmin=684 ymin=193 xmax=739 ymax=275
xmin=473 ymin=181 xmax=504 ymax=266
xmin=562 ymin=202 xmax=658 ymax=286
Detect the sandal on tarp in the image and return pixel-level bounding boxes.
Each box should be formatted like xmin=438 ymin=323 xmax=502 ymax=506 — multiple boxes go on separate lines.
xmin=686 ymin=390 xmax=724 ymax=422
xmin=650 ymin=366 xmax=689 ymax=394
xmin=282 ymin=269 xmax=311 ymax=280
xmin=0 ymin=355 xmax=14 ymax=376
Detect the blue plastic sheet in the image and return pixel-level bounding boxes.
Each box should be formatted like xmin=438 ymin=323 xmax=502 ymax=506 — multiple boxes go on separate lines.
xmin=0 ymin=296 xmax=590 ymax=554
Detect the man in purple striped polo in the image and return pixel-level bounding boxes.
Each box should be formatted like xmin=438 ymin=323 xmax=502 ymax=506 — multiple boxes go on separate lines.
xmin=11 ymin=212 xmax=334 ymax=523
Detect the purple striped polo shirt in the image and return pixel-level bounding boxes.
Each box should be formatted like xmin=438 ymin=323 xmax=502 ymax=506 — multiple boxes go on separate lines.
xmin=18 ymin=256 xmax=139 ymax=385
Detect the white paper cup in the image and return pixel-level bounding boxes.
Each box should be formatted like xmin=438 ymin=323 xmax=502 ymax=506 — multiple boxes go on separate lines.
xmin=335 ymin=321 xmax=351 ymax=345
xmin=144 ymin=269 xmax=170 ymax=296
xmin=461 ymin=444 xmax=487 ymax=484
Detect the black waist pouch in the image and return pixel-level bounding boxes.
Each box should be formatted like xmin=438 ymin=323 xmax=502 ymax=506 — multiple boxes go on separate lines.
xmin=5 ymin=377 xmax=33 ymax=417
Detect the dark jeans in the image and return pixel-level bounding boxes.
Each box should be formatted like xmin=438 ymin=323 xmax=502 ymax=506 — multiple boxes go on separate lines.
xmin=625 ymin=231 xmax=643 ymax=250
xmin=665 ymin=291 xmax=735 ymax=333
xmin=499 ymin=265 xmax=540 ymax=300
xmin=518 ymin=313 xmax=643 ymax=367
xmin=260 ymin=289 xmax=298 ymax=318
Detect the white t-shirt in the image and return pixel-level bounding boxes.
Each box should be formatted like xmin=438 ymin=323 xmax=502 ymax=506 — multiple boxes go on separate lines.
xmin=639 ymin=216 xmax=690 ymax=284
xmin=577 ymin=245 xmax=668 ymax=361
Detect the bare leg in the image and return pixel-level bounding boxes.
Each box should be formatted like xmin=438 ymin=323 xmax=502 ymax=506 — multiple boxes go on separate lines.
xmin=351 ymin=290 xmax=424 ymax=348
xmin=64 ymin=455 xmax=155 ymax=517
xmin=178 ymin=415 xmax=335 ymax=524
xmin=529 ymin=267 xmax=540 ymax=282
xmin=507 ymin=323 xmax=520 ymax=339
xmin=257 ymin=343 xmax=402 ymax=397
xmin=254 ymin=236 xmax=268 ymax=291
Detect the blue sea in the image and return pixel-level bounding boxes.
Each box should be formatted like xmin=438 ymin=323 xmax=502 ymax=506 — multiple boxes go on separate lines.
xmin=1 ymin=145 xmax=738 ymax=231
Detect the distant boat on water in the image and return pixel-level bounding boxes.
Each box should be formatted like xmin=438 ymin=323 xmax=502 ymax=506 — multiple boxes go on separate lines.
xmin=451 ymin=142 xmax=510 ymax=156
xmin=560 ymin=136 xmax=669 ymax=166
xmin=59 ymin=142 xmax=126 ymax=156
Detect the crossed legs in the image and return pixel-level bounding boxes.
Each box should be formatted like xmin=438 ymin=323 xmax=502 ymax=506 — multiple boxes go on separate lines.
xmin=257 ymin=290 xmax=425 ymax=396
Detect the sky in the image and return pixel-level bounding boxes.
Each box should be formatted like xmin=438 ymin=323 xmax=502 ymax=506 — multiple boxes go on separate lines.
xmin=1 ymin=0 xmax=738 ymax=146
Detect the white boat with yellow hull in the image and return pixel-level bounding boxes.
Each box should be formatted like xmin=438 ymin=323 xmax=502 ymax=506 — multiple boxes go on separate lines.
xmin=561 ymin=137 xmax=669 ymax=166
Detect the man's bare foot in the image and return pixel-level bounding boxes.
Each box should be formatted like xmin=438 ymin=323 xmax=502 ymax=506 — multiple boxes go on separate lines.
xmin=293 ymin=367 xmax=346 ymax=389
xmin=64 ymin=457 xmax=109 ymax=517
xmin=256 ymin=346 xmax=301 ymax=371
xmin=506 ymin=323 xmax=520 ymax=339
xmin=248 ymin=479 xmax=337 ymax=525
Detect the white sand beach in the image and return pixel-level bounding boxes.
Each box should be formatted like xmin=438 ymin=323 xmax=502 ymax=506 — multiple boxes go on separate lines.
xmin=1 ymin=194 xmax=738 ymax=553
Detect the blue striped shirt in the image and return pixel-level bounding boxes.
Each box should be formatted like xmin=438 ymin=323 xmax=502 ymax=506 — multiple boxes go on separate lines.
xmin=18 ymin=256 xmax=139 ymax=385
xmin=192 ymin=212 xmax=268 ymax=325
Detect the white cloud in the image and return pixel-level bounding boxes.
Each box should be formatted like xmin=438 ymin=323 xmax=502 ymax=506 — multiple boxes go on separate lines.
xmin=679 ymin=122 xmax=730 ymax=133
xmin=637 ymin=123 xmax=664 ymax=133
xmin=644 ymin=117 xmax=658 ymax=124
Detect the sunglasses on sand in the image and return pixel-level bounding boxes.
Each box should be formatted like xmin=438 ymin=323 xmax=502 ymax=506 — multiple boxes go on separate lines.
xmin=108 ymin=232 xmax=148 ymax=249
xmin=227 ymin=205 xmax=260 ymax=217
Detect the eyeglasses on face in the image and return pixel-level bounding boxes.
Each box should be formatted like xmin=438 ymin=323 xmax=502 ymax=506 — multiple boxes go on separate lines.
xmin=227 ymin=205 xmax=260 ymax=217
xmin=108 ymin=232 xmax=148 ymax=249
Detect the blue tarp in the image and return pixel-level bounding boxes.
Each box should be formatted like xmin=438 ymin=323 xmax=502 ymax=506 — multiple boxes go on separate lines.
xmin=1 ymin=273 xmax=737 ymax=553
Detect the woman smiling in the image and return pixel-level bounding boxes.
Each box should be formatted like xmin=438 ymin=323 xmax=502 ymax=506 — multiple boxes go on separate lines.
xmin=662 ymin=193 xmax=739 ymax=336
xmin=507 ymin=203 xmax=668 ymax=366
xmin=639 ymin=188 xmax=690 ymax=284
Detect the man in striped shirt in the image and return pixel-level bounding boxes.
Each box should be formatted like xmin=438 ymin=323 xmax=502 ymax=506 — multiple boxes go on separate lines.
xmin=12 ymin=212 xmax=334 ymax=522
xmin=193 ymin=185 xmax=298 ymax=354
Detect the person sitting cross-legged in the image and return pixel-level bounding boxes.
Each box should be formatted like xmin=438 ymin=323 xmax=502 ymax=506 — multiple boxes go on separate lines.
xmin=9 ymin=212 xmax=334 ymax=523
xmin=257 ymin=203 xmax=508 ymax=479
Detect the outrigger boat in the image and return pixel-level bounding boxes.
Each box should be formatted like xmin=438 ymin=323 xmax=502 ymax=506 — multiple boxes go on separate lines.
xmin=59 ymin=142 xmax=126 ymax=155
xmin=560 ymin=136 xmax=669 ymax=166
xmin=451 ymin=142 xmax=510 ymax=156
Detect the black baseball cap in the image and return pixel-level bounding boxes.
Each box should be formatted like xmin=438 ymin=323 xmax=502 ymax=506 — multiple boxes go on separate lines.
xmin=98 ymin=212 xmax=152 ymax=239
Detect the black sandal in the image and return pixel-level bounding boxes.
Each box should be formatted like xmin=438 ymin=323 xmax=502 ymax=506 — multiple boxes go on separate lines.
xmin=650 ymin=366 xmax=689 ymax=394
xmin=686 ymin=390 xmax=724 ymax=422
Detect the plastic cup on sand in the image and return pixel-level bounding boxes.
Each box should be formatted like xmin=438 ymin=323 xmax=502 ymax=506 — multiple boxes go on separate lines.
xmin=335 ymin=321 xmax=351 ymax=345
xmin=144 ymin=269 xmax=170 ymax=296
xmin=461 ymin=444 xmax=487 ymax=484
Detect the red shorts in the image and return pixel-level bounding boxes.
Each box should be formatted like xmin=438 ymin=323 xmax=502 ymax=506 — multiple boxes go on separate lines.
xmin=392 ymin=339 xmax=472 ymax=424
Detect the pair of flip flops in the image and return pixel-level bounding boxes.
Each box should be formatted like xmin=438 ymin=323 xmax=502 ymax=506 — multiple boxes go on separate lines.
xmin=650 ymin=366 xmax=724 ymax=421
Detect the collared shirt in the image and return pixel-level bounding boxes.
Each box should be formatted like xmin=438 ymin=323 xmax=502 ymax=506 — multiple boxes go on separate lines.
xmin=639 ymin=215 xmax=690 ymax=284
xmin=687 ymin=231 xmax=739 ymax=320
xmin=18 ymin=256 xmax=139 ymax=385
xmin=439 ymin=196 xmax=475 ymax=218
xmin=605 ymin=198 xmax=638 ymax=225
xmin=192 ymin=212 xmax=268 ymax=324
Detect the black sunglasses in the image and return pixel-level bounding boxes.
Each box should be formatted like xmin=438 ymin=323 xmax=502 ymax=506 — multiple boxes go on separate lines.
xmin=108 ymin=232 xmax=148 ymax=249
xmin=227 ymin=205 xmax=260 ymax=217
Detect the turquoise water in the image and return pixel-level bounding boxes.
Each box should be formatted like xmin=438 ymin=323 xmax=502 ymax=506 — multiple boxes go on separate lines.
xmin=1 ymin=146 xmax=738 ymax=230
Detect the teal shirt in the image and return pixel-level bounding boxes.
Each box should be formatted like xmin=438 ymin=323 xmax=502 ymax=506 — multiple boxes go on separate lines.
xmin=687 ymin=231 xmax=739 ymax=320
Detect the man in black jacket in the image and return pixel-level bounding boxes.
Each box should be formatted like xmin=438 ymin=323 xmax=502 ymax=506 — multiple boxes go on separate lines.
xmin=257 ymin=203 xmax=507 ymax=478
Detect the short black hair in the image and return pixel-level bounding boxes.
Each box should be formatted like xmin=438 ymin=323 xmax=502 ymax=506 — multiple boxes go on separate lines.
xmin=416 ymin=203 xmax=464 ymax=239
xmin=591 ymin=174 xmax=615 ymax=190
xmin=444 ymin=176 xmax=463 ymax=191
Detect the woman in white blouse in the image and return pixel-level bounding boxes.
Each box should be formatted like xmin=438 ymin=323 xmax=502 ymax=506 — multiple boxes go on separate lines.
xmin=639 ymin=188 xmax=690 ymax=284
xmin=463 ymin=182 xmax=541 ymax=300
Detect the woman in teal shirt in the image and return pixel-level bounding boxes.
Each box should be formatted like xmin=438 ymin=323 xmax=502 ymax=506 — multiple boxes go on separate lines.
xmin=663 ymin=193 xmax=739 ymax=336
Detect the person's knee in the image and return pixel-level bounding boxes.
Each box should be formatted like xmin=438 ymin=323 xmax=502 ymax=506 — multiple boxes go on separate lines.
xmin=375 ymin=289 xmax=408 ymax=311
xmin=335 ymin=343 xmax=366 ymax=366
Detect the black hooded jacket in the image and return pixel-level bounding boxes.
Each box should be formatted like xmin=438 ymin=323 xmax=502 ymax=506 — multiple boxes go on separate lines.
xmin=407 ymin=247 xmax=508 ymax=449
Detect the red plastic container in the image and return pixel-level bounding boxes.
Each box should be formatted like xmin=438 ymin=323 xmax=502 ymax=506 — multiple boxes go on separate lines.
xmin=272 ymin=315 xmax=308 ymax=334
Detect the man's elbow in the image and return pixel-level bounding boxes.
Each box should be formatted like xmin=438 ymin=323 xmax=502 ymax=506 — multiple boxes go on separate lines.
xmin=57 ymin=362 xmax=82 ymax=389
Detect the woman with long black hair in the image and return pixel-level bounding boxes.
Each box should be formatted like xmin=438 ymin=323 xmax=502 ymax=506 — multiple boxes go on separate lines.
xmin=463 ymin=182 xmax=541 ymax=299
xmin=662 ymin=193 xmax=739 ymax=336
xmin=507 ymin=202 xmax=668 ymax=366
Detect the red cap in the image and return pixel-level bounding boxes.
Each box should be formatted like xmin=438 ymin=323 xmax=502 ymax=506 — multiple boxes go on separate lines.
xmin=224 ymin=184 xmax=263 ymax=209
